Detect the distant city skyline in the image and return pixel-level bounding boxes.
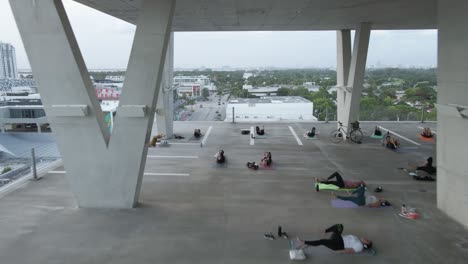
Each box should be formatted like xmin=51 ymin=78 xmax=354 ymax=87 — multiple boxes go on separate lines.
xmin=0 ymin=0 xmax=437 ymax=70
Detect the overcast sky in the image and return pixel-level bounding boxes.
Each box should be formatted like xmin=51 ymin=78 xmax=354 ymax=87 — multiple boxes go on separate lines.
xmin=0 ymin=0 xmax=437 ymax=70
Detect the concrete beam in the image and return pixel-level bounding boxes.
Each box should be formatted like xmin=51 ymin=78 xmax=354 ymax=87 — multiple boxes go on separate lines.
xmin=336 ymin=30 xmax=351 ymax=128
xmin=10 ymin=0 xmax=176 ymax=208
xmin=437 ymin=0 xmax=468 ymax=228
xmin=156 ymin=33 xmax=174 ymax=138
xmin=339 ymin=23 xmax=371 ymax=132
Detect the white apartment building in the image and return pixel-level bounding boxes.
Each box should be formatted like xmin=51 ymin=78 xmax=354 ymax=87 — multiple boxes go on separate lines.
xmin=0 ymin=42 xmax=18 ymax=79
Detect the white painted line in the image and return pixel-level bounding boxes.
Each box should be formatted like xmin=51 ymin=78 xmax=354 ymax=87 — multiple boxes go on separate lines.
xmin=250 ymin=126 xmax=255 ymax=145
xmin=417 ymin=126 xmax=437 ymax=134
xmin=201 ymin=126 xmax=213 ymax=145
xmin=49 ymin=171 xmax=190 ymax=177
xmin=156 ymin=142 xmax=200 ymax=145
xmin=378 ymin=126 xmax=421 ymax=146
xmin=288 ymin=126 xmax=303 ymax=146
xmin=147 ymin=155 xmax=198 ymax=159
xmin=144 ymin=173 xmax=189 ymax=177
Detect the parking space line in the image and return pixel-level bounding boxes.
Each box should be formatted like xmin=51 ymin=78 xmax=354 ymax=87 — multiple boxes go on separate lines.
xmin=250 ymin=126 xmax=255 ymax=145
xmin=49 ymin=171 xmax=190 ymax=177
xmin=288 ymin=126 xmax=303 ymax=146
xmin=417 ymin=126 xmax=438 ymax=134
xmin=144 ymin=173 xmax=190 ymax=177
xmin=378 ymin=126 xmax=421 ymax=146
xmin=147 ymin=156 xmax=198 ymax=159
xmin=201 ymin=126 xmax=213 ymax=145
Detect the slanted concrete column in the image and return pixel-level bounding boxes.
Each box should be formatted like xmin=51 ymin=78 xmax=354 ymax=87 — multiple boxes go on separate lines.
xmin=156 ymin=33 xmax=174 ymax=138
xmin=336 ymin=23 xmax=371 ymax=132
xmin=437 ymin=0 xmax=468 ymax=228
xmin=336 ymin=30 xmax=351 ymax=128
xmin=37 ymin=123 xmax=41 ymax=133
xmin=10 ymin=0 xmax=176 ymax=208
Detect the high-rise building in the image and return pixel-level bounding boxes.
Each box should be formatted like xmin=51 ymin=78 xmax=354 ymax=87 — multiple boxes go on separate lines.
xmin=0 ymin=42 xmax=18 ymax=79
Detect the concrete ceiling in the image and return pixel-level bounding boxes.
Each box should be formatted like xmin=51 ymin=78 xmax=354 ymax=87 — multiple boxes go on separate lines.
xmin=73 ymin=0 xmax=437 ymax=31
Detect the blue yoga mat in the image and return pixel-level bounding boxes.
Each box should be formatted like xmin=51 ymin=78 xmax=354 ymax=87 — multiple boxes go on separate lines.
xmin=370 ymin=134 xmax=384 ymax=139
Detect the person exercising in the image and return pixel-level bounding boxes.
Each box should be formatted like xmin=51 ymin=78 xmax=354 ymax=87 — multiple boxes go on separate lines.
xmin=296 ymin=224 xmax=373 ymax=254
xmin=307 ymin=127 xmax=316 ymax=138
xmin=261 ymin=152 xmax=272 ymax=166
xmin=256 ymin=126 xmax=265 ymax=135
xmin=216 ymin=150 xmax=225 ymax=164
xmin=315 ymin=171 xmax=365 ymax=192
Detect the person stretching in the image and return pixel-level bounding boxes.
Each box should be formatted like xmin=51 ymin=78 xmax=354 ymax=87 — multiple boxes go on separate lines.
xmin=216 ymin=150 xmax=225 ymax=164
xmin=256 ymin=126 xmax=265 ymax=135
xmin=307 ymin=127 xmax=316 ymax=138
xmin=421 ymin=127 xmax=433 ymax=138
xmin=261 ymin=152 xmax=272 ymax=166
xmin=384 ymin=132 xmax=400 ymax=150
xmin=316 ymin=171 xmax=365 ymax=192
xmin=373 ymin=126 xmax=382 ymax=136
xmin=296 ymin=224 xmax=373 ymax=254
xmin=334 ymin=186 xmax=391 ymax=207
xmin=416 ymin=157 xmax=436 ymax=175
xmin=194 ymin=129 xmax=202 ymax=138
xmin=246 ymin=161 xmax=259 ymax=170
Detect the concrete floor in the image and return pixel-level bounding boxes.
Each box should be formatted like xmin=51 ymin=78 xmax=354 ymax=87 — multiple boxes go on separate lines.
xmin=0 ymin=121 xmax=466 ymax=264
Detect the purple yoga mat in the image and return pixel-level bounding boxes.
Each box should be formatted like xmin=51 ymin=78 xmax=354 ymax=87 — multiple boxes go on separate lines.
xmin=331 ymin=199 xmax=360 ymax=208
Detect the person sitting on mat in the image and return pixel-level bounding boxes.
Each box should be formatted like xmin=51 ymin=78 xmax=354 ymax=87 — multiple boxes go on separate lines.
xmin=421 ymin=127 xmax=433 ymax=138
xmin=315 ymin=171 xmax=365 ymax=192
xmin=333 ymin=185 xmax=391 ymax=207
xmin=216 ymin=150 xmax=225 ymax=164
xmin=296 ymin=224 xmax=373 ymax=254
xmin=246 ymin=161 xmax=259 ymax=170
xmin=373 ymin=126 xmax=382 ymax=136
xmin=256 ymin=126 xmax=265 ymax=135
xmin=194 ymin=128 xmax=202 ymax=138
xmin=384 ymin=132 xmax=400 ymax=149
xmin=307 ymin=127 xmax=316 ymax=138
xmin=261 ymin=152 xmax=272 ymax=166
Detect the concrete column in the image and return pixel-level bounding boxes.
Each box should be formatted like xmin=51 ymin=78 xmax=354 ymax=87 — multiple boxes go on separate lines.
xmin=37 ymin=123 xmax=41 ymax=133
xmin=156 ymin=33 xmax=174 ymax=138
xmin=340 ymin=23 xmax=371 ymax=132
xmin=437 ymin=0 xmax=468 ymax=228
xmin=10 ymin=0 xmax=175 ymax=208
xmin=336 ymin=30 xmax=351 ymax=128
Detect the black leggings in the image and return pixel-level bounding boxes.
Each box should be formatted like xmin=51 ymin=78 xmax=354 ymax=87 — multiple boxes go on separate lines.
xmin=321 ymin=172 xmax=345 ymax=188
xmin=304 ymin=224 xmax=345 ymax=251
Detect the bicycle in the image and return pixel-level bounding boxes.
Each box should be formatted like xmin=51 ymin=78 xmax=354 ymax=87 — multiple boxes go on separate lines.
xmin=330 ymin=121 xmax=363 ymax=143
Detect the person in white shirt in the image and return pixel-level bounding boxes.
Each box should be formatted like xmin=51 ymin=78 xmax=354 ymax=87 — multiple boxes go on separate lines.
xmin=296 ymin=224 xmax=372 ymax=253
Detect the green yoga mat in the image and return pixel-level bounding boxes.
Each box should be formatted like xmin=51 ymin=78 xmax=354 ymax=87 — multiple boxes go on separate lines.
xmin=315 ymin=183 xmax=357 ymax=191
xmin=370 ymin=134 xmax=384 ymax=139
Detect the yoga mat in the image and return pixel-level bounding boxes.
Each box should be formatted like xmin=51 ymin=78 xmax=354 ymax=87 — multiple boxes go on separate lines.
xmin=315 ymin=183 xmax=356 ymax=191
xmin=254 ymin=135 xmax=267 ymax=139
xmin=331 ymin=199 xmax=360 ymax=208
xmin=211 ymin=163 xmax=228 ymax=168
xmin=370 ymin=134 xmax=384 ymax=139
xmin=386 ymin=146 xmax=418 ymax=153
xmin=260 ymin=163 xmax=276 ymax=170
xmin=303 ymin=134 xmax=319 ymax=140
xmin=189 ymin=135 xmax=202 ymax=141
xmin=303 ymin=243 xmax=376 ymax=256
xmin=419 ymin=134 xmax=435 ymax=142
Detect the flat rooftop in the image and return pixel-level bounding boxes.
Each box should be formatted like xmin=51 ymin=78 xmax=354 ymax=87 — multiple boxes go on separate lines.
xmin=229 ymin=96 xmax=311 ymax=104
xmin=0 ymin=121 xmax=467 ymax=263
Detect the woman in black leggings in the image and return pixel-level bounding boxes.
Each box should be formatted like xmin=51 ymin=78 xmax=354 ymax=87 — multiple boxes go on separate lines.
xmin=297 ymin=224 xmax=372 ymax=253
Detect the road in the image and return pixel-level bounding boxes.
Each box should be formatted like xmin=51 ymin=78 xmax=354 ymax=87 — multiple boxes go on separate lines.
xmin=186 ymin=94 xmax=229 ymax=121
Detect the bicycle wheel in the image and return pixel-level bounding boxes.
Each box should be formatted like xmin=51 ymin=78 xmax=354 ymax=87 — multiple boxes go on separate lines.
xmin=350 ymin=129 xmax=363 ymax=143
xmin=330 ymin=130 xmax=344 ymax=143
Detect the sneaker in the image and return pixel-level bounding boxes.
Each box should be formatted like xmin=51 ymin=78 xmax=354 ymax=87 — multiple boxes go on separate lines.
xmin=281 ymin=232 xmax=289 ymax=239
xmin=264 ymin=233 xmax=275 ymax=240
xmin=315 ymin=184 xmax=319 ymax=192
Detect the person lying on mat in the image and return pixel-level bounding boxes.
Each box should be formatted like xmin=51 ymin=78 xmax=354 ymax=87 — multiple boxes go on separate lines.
xmin=333 ymin=186 xmax=391 ymax=207
xmin=246 ymin=161 xmax=259 ymax=170
xmin=416 ymin=157 xmax=436 ymax=175
xmin=384 ymin=132 xmax=400 ymax=149
xmin=261 ymin=152 xmax=272 ymax=166
xmin=296 ymin=224 xmax=373 ymax=254
xmin=194 ymin=128 xmax=202 ymax=138
xmin=421 ymin=127 xmax=433 ymax=138
xmin=256 ymin=126 xmax=265 ymax=135
xmin=315 ymin=171 xmax=365 ymax=192
xmin=373 ymin=126 xmax=382 ymax=136
xmin=307 ymin=127 xmax=316 ymax=138
xmin=216 ymin=150 xmax=225 ymax=164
